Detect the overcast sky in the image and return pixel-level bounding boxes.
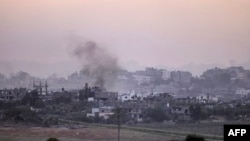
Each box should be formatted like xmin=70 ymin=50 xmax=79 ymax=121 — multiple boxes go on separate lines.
xmin=0 ymin=0 xmax=250 ymax=77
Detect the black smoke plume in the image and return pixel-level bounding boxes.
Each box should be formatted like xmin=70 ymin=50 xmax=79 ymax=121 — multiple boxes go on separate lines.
xmin=73 ymin=41 xmax=120 ymax=90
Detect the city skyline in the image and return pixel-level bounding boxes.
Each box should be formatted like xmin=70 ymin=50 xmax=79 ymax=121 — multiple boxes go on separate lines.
xmin=1 ymin=0 xmax=250 ymax=77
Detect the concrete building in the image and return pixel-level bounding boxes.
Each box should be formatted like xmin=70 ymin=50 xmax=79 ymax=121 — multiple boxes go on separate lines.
xmin=202 ymin=67 xmax=224 ymax=79
xmin=120 ymin=101 xmax=145 ymax=122
xmin=154 ymin=84 xmax=177 ymax=94
xmin=171 ymin=71 xmax=192 ymax=84
xmin=170 ymin=106 xmax=190 ymax=115
xmin=235 ymin=88 xmax=250 ymax=96
xmin=119 ymin=90 xmax=143 ymax=102
xmin=0 ymin=88 xmax=27 ymax=101
xmin=196 ymin=94 xmax=219 ymax=103
xmin=133 ymin=75 xmax=151 ymax=85
xmin=95 ymin=92 xmax=118 ymax=102
xmin=87 ymin=106 xmax=114 ymax=120
xmin=162 ymin=70 xmax=171 ymax=80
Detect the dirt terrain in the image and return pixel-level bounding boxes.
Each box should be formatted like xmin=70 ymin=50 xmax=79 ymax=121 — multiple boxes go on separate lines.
xmin=0 ymin=127 xmax=116 ymax=140
xmin=0 ymin=126 xmax=181 ymax=141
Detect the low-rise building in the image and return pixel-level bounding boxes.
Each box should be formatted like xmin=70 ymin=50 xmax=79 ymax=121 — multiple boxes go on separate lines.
xmin=170 ymin=106 xmax=190 ymax=115
xmin=235 ymin=88 xmax=250 ymax=96
xmin=196 ymin=94 xmax=219 ymax=103
xmin=119 ymin=91 xmax=143 ymax=102
xmin=87 ymin=106 xmax=114 ymax=120
xmin=120 ymin=101 xmax=145 ymax=122
xmin=0 ymin=88 xmax=27 ymax=101
xmin=171 ymin=71 xmax=192 ymax=84
xmin=95 ymin=92 xmax=118 ymax=102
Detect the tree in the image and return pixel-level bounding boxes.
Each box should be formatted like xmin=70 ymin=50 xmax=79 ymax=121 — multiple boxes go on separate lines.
xmin=79 ymin=83 xmax=93 ymax=101
xmin=190 ymin=104 xmax=209 ymax=121
xmin=108 ymin=107 xmax=127 ymax=124
xmin=21 ymin=90 xmax=45 ymax=108
xmin=79 ymin=89 xmax=85 ymax=101
xmin=54 ymin=95 xmax=71 ymax=104
xmin=145 ymin=107 xmax=167 ymax=122
xmin=4 ymin=107 xmax=42 ymax=123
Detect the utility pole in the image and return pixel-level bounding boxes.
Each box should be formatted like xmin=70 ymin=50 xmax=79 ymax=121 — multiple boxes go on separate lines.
xmin=117 ymin=104 xmax=120 ymax=141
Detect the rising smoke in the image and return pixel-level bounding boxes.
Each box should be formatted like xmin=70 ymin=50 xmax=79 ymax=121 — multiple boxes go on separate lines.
xmin=73 ymin=41 xmax=120 ymax=90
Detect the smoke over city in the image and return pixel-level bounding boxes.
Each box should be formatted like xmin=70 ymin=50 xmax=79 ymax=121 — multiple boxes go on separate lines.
xmin=73 ymin=41 xmax=120 ymax=90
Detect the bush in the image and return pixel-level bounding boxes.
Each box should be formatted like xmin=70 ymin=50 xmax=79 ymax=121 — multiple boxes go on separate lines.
xmin=47 ymin=137 xmax=59 ymax=141
xmin=145 ymin=107 xmax=167 ymax=122
xmin=4 ymin=106 xmax=42 ymax=123
xmin=185 ymin=134 xmax=205 ymax=141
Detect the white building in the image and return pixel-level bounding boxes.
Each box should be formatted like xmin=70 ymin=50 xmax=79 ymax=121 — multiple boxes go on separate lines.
xmin=235 ymin=88 xmax=250 ymax=96
xmin=119 ymin=91 xmax=143 ymax=102
xmin=86 ymin=107 xmax=99 ymax=117
xmin=87 ymin=97 xmax=94 ymax=102
xmin=120 ymin=93 xmax=131 ymax=102
xmin=87 ymin=106 xmax=114 ymax=120
xmin=99 ymin=106 xmax=114 ymax=119
xmin=196 ymin=94 xmax=219 ymax=103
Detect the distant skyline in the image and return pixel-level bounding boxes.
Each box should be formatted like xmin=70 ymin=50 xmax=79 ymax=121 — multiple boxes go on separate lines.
xmin=1 ymin=0 xmax=250 ymax=78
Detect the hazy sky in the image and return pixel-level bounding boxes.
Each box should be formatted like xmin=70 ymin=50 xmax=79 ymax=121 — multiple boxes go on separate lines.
xmin=0 ymin=0 xmax=250 ymax=77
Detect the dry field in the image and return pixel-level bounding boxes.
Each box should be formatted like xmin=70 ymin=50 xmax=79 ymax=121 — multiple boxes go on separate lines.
xmin=0 ymin=126 xmax=182 ymax=141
